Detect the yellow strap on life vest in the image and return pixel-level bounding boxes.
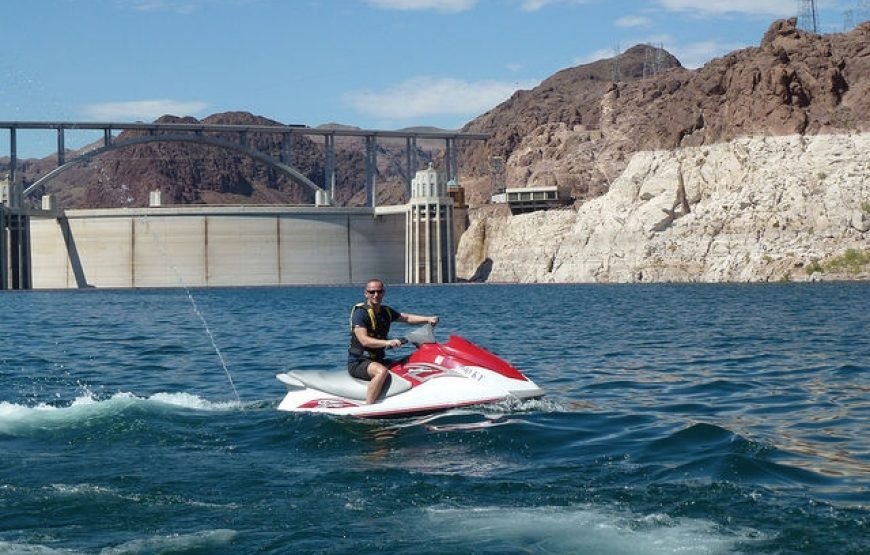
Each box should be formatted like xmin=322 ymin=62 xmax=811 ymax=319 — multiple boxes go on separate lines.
xmin=350 ymin=302 xmax=378 ymax=331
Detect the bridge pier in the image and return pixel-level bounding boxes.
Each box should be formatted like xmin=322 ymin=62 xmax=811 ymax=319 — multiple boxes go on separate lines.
xmin=405 ymin=136 xmax=417 ymax=198
xmin=365 ymin=135 xmax=377 ymax=207
xmin=324 ymin=134 xmax=336 ymax=202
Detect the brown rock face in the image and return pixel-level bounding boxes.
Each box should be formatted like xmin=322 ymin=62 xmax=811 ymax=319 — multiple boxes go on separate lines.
xmin=459 ymin=18 xmax=870 ymax=206
xmin=473 ymin=43 xmax=682 ymax=145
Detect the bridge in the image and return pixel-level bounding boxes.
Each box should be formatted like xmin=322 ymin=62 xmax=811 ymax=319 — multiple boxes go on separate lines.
xmin=1 ymin=120 xmax=489 ymax=206
xmin=0 ymin=120 xmax=490 ymax=289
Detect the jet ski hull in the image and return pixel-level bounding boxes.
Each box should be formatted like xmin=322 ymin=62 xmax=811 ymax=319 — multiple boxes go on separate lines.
xmin=277 ymin=334 xmax=543 ymax=418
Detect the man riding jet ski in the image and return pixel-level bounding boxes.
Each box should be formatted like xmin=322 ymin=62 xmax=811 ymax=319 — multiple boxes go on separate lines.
xmin=346 ymin=279 xmax=439 ymax=405
xmin=276 ymin=280 xmax=543 ymax=418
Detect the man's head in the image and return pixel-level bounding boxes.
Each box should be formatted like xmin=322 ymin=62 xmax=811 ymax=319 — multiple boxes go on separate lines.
xmin=365 ymin=279 xmax=385 ymax=305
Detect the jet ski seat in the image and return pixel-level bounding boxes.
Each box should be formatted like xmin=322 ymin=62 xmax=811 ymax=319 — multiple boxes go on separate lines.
xmin=287 ymin=370 xmax=412 ymax=401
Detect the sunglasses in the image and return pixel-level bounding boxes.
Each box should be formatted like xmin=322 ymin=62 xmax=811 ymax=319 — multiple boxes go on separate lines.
xmin=366 ymin=289 xmax=384 ymax=295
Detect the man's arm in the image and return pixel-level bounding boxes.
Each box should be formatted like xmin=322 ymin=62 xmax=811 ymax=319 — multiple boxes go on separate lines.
xmin=399 ymin=313 xmax=439 ymax=326
xmin=354 ymin=326 xmax=402 ymax=349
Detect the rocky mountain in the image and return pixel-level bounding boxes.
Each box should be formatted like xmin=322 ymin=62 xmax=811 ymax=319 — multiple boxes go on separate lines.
xmin=455 ymin=43 xmax=682 ymax=205
xmin=456 ymin=18 xmax=870 ymax=206
xmin=454 ymin=19 xmax=870 ymax=283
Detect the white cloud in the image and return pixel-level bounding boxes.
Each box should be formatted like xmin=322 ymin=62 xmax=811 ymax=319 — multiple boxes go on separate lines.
xmin=81 ymin=99 xmax=210 ymax=120
xmin=126 ymin=0 xmax=199 ymax=14
xmin=124 ymin=0 xmax=262 ymax=14
xmin=519 ymin=0 xmax=555 ymax=11
xmin=519 ymin=0 xmax=591 ymax=12
xmin=656 ymin=0 xmax=795 ymax=17
xmin=363 ymin=0 xmax=477 ymax=12
xmin=615 ymin=15 xmax=652 ymax=28
xmin=342 ymin=76 xmax=540 ymax=121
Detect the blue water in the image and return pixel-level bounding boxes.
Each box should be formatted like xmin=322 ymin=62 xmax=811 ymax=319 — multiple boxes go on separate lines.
xmin=1 ymin=283 xmax=868 ymax=554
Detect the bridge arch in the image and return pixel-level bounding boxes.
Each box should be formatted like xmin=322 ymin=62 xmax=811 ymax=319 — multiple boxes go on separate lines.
xmin=21 ymin=133 xmax=326 ymax=200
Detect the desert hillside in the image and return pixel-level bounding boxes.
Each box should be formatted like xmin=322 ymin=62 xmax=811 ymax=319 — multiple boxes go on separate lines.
xmin=450 ymin=18 xmax=869 ymax=283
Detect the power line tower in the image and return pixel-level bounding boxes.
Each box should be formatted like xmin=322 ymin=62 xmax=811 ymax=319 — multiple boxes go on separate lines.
xmin=610 ymin=44 xmax=622 ymax=82
xmin=798 ymin=0 xmax=819 ymax=33
xmin=643 ymin=43 xmax=666 ymax=79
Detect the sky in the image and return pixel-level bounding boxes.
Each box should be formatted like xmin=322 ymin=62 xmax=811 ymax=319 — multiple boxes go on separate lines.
xmin=2 ymin=0 xmax=866 ymax=158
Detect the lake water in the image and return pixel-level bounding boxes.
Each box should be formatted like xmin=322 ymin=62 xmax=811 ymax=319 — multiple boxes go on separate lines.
xmin=1 ymin=283 xmax=868 ymax=554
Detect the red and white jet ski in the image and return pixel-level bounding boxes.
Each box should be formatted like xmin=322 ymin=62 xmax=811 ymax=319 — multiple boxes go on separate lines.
xmin=276 ymin=325 xmax=543 ymax=418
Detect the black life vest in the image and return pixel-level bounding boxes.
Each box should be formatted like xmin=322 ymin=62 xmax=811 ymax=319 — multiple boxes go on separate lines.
xmin=348 ymin=303 xmax=394 ymax=361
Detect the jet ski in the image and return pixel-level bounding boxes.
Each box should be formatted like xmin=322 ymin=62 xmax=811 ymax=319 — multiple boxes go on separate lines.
xmin=276 ymin=325 xmax=544 ymax=418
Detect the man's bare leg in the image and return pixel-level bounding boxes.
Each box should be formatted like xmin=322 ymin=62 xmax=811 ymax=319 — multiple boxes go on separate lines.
xmin=366 ymin=362 xmax=389 ymax=404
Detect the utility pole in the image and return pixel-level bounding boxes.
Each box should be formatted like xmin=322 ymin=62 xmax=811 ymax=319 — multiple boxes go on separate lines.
xmin=799 ymin=0 xmax=819 ymax=33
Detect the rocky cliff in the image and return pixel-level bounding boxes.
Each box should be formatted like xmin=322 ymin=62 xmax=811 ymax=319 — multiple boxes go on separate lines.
xmin=455 ymin=19 xmax=870 ymax=282
xmin=456 ymin=133 xmax=869 ymax=282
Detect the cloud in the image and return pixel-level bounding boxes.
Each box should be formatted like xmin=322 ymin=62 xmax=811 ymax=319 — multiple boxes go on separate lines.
xmin=656 ymin=0 xmax=795 ymax=17
xmin=519 ymin=0 xmax=591 ymax=12
xmin=343 ymin=76 xmax=540 ymax=122
xmin=123 ymin=0 xmax=261 ymax=14
xmin=125 ymin=0 xmax=199 ymax=14
xmin=614 ymin=15 xmax=652 ymax=28
xmin=363 ymin=0 xmax=477 ymax=12
xmin=81 ymin=100 xmax=210 ymax=120
xmin=519 ymin=0 xmax=555 ymax=11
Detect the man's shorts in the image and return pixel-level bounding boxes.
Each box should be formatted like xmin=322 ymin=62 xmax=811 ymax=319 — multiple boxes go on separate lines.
xmin=348 ymin=358 xmax=373 ymax=380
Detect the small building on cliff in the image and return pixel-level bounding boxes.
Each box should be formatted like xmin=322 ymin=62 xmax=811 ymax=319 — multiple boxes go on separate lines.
xmin=492 ymin=185 xmax=570 ymax=214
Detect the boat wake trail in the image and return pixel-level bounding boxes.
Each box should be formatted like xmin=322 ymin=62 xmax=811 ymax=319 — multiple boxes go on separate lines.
xmin=0 ymin=392 xmax=245 ymax=437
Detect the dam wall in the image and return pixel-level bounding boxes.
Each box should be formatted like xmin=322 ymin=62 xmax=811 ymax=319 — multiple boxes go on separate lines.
xmin=28 ymin=206 xmax=407 ymax=288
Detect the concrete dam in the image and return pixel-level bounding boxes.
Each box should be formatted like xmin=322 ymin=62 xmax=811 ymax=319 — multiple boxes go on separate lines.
xmin=6 ymin=165 xmax=462 ymax=289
